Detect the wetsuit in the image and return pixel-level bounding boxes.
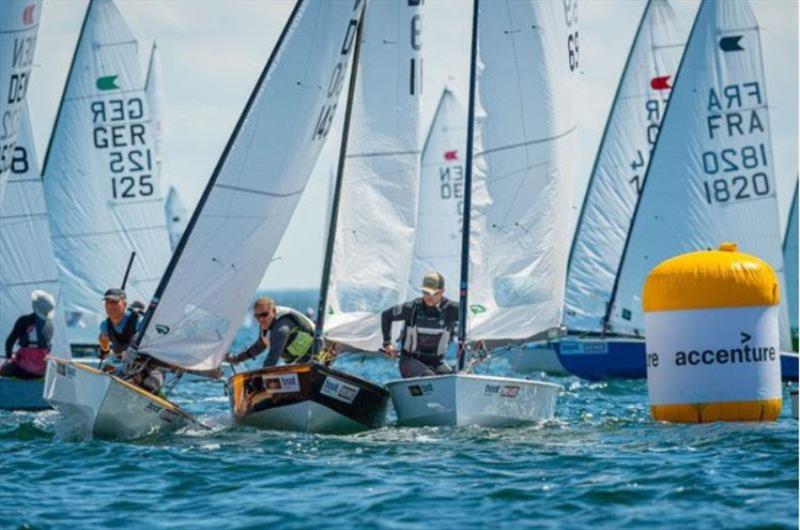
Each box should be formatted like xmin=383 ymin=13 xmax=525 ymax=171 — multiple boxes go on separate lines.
xmin=2 ymin=313 xmax=52 ymax=379
xmin=381 ymin=297 xmax=459 ymax=379
xmin=232 ymin=307 xmax=315 ymax=367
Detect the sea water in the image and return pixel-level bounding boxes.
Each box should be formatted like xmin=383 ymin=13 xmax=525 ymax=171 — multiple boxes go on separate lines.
xmin=1 ymin=291 xmax=797 ymax=529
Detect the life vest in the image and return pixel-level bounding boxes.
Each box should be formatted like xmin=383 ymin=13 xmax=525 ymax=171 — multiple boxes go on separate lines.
xmin=274 ymin=306 xmax=315 ymax=361
xmin=402 ymin=300 xmax=451 ymax=356
xmin=106 ymin=311 xmax=140 ymax=354
xmin=12 ymin=320 xmax=50 ymax=376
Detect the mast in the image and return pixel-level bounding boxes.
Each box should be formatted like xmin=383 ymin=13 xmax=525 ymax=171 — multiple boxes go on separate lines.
xmin=565 ymin=0 xmax=653 ymax=281
xmin=135 ymin=0 xmax=306 ymax=348
xmin=457 ymin=0 xmax=479 ymax=371
xmin=602 ymin=0 xmax=705 ymax=332
xmin=40 ymin=0 xmax=94 ymax=175
xmin=312 ymin=15 xmax=365 ymax=356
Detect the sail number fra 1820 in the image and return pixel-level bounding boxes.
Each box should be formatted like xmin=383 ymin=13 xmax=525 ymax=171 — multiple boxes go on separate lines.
xmin=701 ymin=143 xmax=770 ymax=204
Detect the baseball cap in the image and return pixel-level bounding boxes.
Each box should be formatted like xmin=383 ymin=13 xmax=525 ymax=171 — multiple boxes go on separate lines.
xmin=421 ymin=272 xmax=445 ymax=295
xmin=103 ymin=288 xmax=126 ymax=301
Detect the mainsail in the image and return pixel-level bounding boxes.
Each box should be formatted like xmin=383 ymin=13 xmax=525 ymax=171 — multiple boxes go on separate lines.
xmin=784 ymin=180 xmax=798 ymax=341
xmin=323 ymin=0 xmax=424 ymax=352
xmin=164 ymin=186 xmax=187 ymax=251
xmin=564 ymin=0 xmax=687 ymax=334
xmin=0 ymin=106 xmax=70 ymax=357
xmin=145 ymin=41 xmax=165 ymax=181
xmin=0 ymin=0 xmax=41 ymax=204
xmin=465 ymin=0 xmax=578 ymax=343
xmin=42 ymin=0 xmax=171 ymax=341
xmin=408 ymin=88 xmax=466 ymax=298
xmin=137 ymin=0 xmax=365 ymax=370
xmin=608 ymin=0 xmax=791 ymax=348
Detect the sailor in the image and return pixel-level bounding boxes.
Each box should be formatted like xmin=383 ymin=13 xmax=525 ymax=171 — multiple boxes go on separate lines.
xmin=98 ymin=288 xmax=141 ymax=361
xmin=381 ymin=272 xmax=459 ymax=378
xmin=1 ymin=290 xmax=56 ymax=379
xmin=226 ymin=297 xmax=316 ymax=367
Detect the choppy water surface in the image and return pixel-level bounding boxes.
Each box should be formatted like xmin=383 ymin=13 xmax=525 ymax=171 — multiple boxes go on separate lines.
xmin=2 ymin=297 xmax=797 ymax=530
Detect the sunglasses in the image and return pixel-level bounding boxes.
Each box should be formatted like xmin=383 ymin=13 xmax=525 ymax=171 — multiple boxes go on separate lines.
xmin=254 ymin=312 xmax=271 ymax=319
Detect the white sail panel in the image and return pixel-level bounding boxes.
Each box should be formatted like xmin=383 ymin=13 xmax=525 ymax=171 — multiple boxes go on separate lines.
xmin=324 ymin=1 xmax=423 ymax=352
xmin=164 ymin=186 xmax=187 ymax=251
xmin=784 ymin=182 xmax=798 ymax=341
xmin=466 ymin=0 xmax=577 ymax=342
xmin=564 ymin=0 xmax=687 ymax=333
xmin=0 ymin=0 xmax=41 ymax=204
xmin=139 ymin=0 xmax=365 ymax=370
xmin=145 ymin=42 xmax=165 ymax=180
xmin=609 ymin=0 xmax=790 ymax=345
xmin=407 ymin=89 xmax=466 ymax=299
xmin=42 ymin=0 xmax=171 ymax=343
xmin=0 ymin=106 xmax=70 ymax=357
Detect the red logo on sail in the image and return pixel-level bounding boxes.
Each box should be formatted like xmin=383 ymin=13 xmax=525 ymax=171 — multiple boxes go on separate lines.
xmin=444 ymin=150 xmax=458 ymax=161
xmin=650 ymin=75 xmax=671 ymax=90
xmin=22 ymin=4 xmax=36 ymax=25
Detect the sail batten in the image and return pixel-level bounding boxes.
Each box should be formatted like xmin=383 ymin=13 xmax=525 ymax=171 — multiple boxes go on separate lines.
xmin=138 ymin=0 xmax=365 ymax=370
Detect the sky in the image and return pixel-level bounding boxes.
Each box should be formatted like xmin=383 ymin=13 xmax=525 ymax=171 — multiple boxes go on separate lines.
xmin=29 ymin=0 xmax=799 ymax=290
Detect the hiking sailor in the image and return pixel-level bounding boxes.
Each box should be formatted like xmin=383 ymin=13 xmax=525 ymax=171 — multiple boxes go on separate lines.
xmin=1 ymin=290 xmax=57 ymax=379
xmin=381 ymin=272 xmax=459 ymax=378
xmin=226 ymin=297 xmax=317 ymax=367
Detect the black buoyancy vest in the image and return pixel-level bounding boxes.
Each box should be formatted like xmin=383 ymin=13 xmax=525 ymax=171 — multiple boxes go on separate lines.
xmin=402 ymin=300 xmax=451 ymax=356
xmin=107 ymin=312 xmax=140 ymax=354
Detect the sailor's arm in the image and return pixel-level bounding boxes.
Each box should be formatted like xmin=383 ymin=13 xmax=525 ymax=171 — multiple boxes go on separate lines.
xmin=5 ymin=317 xmax=24 ymax=357
xmin=380 ymin=303 xmax=409 ymax=347
xmin=264 ymin=323 xmax=291 ymax=366
xmin=229 ymin=334 xmax=267 ymax=364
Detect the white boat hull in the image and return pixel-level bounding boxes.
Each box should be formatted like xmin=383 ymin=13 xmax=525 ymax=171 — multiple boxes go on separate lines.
xmin=0 ymin=377 xmax=49 ymax=411
xmin=508 ymin=343 xmax=568 ymax=375
xmin=387 ymin=374 xmax=561 ymax=427
xmin=44 ymin=358 xmax=190 ymax=440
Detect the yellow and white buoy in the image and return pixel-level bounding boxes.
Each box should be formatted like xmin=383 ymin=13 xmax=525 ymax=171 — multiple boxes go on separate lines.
xmin=643 ymin=242 xmax=782 ymax=423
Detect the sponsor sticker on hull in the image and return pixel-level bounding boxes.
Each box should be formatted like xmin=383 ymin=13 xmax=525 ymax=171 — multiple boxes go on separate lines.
xmin=262 ymin=373 xmax=300 ymax=394
xmin=484 ymin=384 xmax=520 ymax=398
xmin=408 ymin=382 xmax=434 ymax=397
xmin=559 ymin=341 xmax=609 ymax=355
xmin=320 ymin=375 xmax=360 ymax=404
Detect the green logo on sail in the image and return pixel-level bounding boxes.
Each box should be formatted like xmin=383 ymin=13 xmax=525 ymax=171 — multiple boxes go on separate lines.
xmin=96 ymin=75 xmax=119 ymax=91
xmin=469 ymin=304 xmax=486 ymax=315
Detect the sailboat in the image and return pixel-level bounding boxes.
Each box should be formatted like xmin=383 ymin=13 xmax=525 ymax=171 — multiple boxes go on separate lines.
xmin=0 ymin=0 xmax=41 ymax=204
xmin=388 ymin=0 xmax=571 ymax=427
xmin=229 ymin=0 xmax=429 ymax=434
xmin=164 ymin=186 xmax=187 ymax=251
xmin=41 ymin=0 xmax=172 ymax=353
xmin=603 ymin=0 xmax=797 ymax=381
xmin=45 ymin=0 xmax=368 ymax=439
xmin=0 ymin=105 xmax=72 ymax=411
xmin=510 ymin=0 xmax=690 ymax=379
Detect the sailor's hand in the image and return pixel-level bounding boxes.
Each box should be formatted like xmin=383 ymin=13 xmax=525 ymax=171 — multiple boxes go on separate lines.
xmin=99 ymin=349 xmax=109 ymax=361
xmin=382 ymin=344 xmax=398 ymax=359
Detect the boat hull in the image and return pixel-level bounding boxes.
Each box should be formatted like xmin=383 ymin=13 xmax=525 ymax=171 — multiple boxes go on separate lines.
xmin=508 ymin=343 xmax=569 ymax=375
xmin=0 ymin=377 xmax=49 ymax=411
xmin=386 ymin=374 xmax=561 ymax=427
xmin=44 ymin=358 xmax=189 ymax=440
xmin=227 ymin=363 xmax=390 ymax=434
xmin=511 ymin=338 xmax=799 ymax=382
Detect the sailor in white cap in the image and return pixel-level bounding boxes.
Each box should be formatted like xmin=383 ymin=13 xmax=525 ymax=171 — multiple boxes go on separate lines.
xmin=1 ymin=290 xmax=56 ymax=378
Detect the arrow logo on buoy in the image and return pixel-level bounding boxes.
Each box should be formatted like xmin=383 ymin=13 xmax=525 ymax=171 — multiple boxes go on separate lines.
xmin=720 ymin=36 xmax=744 ymax=52
xmin=740 ymin=331 xmax=751 ymax=343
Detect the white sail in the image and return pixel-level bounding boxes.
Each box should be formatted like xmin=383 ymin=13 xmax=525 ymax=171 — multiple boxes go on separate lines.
xmin=42 ymin=0 xmax=172 ymax=342
xmin=145 ymin=41 xmax=165 ymax=180
xmin=466 ymin=0 xmax=577 ymax=342
xmin=164 ymin=186 xmax=187 ymax=251
xmin=563 ymin=0 xmax=687 ymax=333
xmin=408 ymin=88 xmax=466 ymax=298
xmin=324 ymin=0 xmax=424 ymax=352
xmin=609 ymin=0 xmax=790 ymax=348
xmin=0 ymin=0 xmax=42 ymax=204
xmin=0 ymin=106 xmax=70 ymax=357
xmin=138 ymin=0 xmax=365 ymax=370
xmin=784 ymin=181 xmax=798 ymax=340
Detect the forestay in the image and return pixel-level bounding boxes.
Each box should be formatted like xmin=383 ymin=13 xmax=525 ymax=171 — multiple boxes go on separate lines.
xmin=324 ymin=1 xmax=424 ymax=352
xmin=138 ymin=0 xmax=365 ymax=370
xmin=466 ymin=0 xmax=577 ymax=342
xmin=164 ymin=186 xmax=187 ymax=251
xmin=145 ymin=42 xmax=166 ymax=181
xmin=42 ymin=0 xmax=171 ymax=340
xmin=0 ymin=106 xmax=70 ymax=357
xmin=408 ymin=88 xmax=466 ymax=299
xmin=564 ymin=0 xmax=687 ymax=334
xmin=784 ymin=181 xmax=798 ymax=339
xmin=608 ymin=0 xmax=791 ymax=349
xmin=0 ymin=0 xmax=41 ymax=204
